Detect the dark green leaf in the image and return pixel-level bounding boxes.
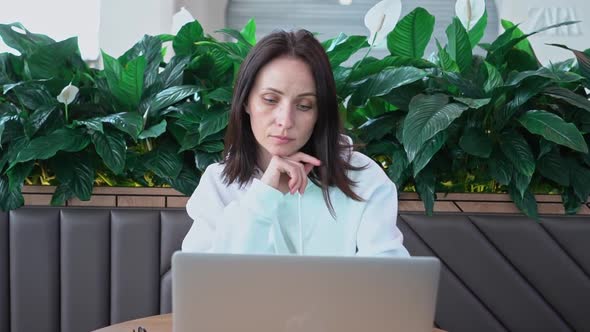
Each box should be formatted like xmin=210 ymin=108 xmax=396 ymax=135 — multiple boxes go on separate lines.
xmin=50 ymin=183 xmax=74 ymax=206
xmin=160 ymin=56 xmax=190 ymax=88
xmin=387 ymin=144 xmax=410 ymax=185
xmin=148 ymin=85 xmax=199 ymax=117
xmin=173 ymin=20 xmax=205 ymax=56
xmin=7 ymin=161 xmax=34 ymax=191
xmin=71 ymin=119 xmax=103 ymax=133
xmin=415 ymin=166 xmax=436 ymax=216
xmin=357 ymin=113 xmax=397 ymax=143
xmin=91 ymin=130 xmax=126 ymax=174
xmin=501 ymin=20 xmax=537 ymax=60
xmin=323 ymin=33 xmax=369 ymax=67
xmin=194 ymin=150 xmax=221 ymax=172
xmin=13 ymin=128 xmax=90 ymax=164
xmin=139 ymin=119 xmax=167 ymax=139
xmin=568 ymin=158 xmax=590 ymax=202
xmin=453 ymin=97 xmax=491 ymax=109
xmin=483 ymin=61 xmax=503 ymax=94
xmin=562 ymin=188 xmax=583 ymax=215
xmin=504 ymin=67 xmax=584 ymax=87
xmin=445 ymin=17 xmax=472 ymax=72
xmin=27 ymin=37 xmax=83 ymax=79
xmin=513 ymin=170 xmax=532 ymax=198
xmin=100 ymin=112 xmax=143 ymax=139
xmin=350 ymin=67 xmax=427 ymax=107
xmin=12 ymin=84 xmax=55 ymax=110
xmin=143 ymin=142 xmax=183 ymax=179
xmin=413 ymin=131 xmax=447 ymax=177
xmin=518 ymin=110 xmax=588 ymax=153
xmin=538 ymin=148 xmax=569 ymax=186
xmin=51 ymin=152 xmax=94 ymax=200
xmin=0 ymin=23 xmax=55 ymax=55
xmin=196 ymin=140 xmax=224 ymax=153
xmin=199 ymin=109 xmax=229 ymax=143
xmin=165 ymin=163 xmax=200 ymax=196
xmin=0 ymin=175 xmax=24 ymax=211
xmin=403 ymin=94 xmax=468 ymax=162
xmin=208 ymin=87 xmax=233 ymax=103
xmin=119 ymin=55 xmax=146 ymax=108
xmin=543 ymin=86 xmax=590 ymax=113
xmin=459 ymin=127 xmax=492 ymax=158
xmin=387 ymin=7 xmax=435 ymax=58
xmin=499 ymin=130 xmax=535 ymax=176
xmin=547 ymin=43 xmax=590 ymax=80
xmin=119 ymin=35 xmax=162 ymax=89
xmin=508 ymin=184 xmax=538 ymax=219
xmin=488 ymin=151 xmax=513 ymax=185
xmin=350 ymin=56 xmax=435 ymax=82
xmin=468 ymin=10 xmax=487 ymax=48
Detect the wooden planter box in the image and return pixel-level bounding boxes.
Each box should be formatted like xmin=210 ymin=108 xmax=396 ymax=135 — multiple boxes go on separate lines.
xmin=21 ymin=186 xmax=590 ymax=215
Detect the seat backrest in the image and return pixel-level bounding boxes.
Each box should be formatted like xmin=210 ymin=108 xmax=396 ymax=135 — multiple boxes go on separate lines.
xmin=1 ymin=208 xmax=589 ymax=332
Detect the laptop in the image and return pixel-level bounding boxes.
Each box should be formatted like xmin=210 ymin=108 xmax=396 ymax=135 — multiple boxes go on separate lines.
xmin=172 ymin=252 xmax=440 ymax=332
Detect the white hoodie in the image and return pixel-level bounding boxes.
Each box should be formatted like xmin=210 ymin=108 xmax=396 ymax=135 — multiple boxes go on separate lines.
xmin=182 ymin=150 xmax=409 ymax=257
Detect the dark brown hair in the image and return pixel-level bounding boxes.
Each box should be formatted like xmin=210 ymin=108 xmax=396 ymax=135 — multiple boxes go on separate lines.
xmin=222 ymin=29 xmax=364 ymax=214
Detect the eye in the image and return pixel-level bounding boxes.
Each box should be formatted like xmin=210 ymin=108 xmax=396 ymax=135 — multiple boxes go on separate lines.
xmin=262 ymin=96 xmax=278 ymax=104
xmin=297 ymin=104 xmax=313 ymax=111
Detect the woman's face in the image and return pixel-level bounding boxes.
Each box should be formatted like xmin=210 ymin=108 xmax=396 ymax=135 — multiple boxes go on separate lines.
xmin=246 ymin=55 xmax=318 ymax=168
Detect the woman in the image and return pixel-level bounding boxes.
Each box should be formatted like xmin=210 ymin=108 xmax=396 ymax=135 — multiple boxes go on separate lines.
xmin=182 ymin=29 xmax=409 ymax=257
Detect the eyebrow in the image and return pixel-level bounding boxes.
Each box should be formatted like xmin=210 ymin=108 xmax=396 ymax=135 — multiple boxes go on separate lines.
xmin=262 ymin=87 xmax=316 ymax=97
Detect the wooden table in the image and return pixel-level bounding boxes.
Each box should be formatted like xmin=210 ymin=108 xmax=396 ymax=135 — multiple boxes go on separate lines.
xmin=92 ymin=314 xmax=446 ymax=332
xmin=93 ymin=314 xmax=171 ymax=332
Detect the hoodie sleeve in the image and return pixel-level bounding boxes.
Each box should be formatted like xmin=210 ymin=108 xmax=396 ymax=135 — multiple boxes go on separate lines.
xmin=355 ymin=161 xmax=410 ymax=257
xmin=181 ymin=165 xmax=284 ymax=254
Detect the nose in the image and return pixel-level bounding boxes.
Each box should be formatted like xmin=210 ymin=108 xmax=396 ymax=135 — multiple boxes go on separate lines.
xmin=275 ymin=104 xmax=294 ymax=129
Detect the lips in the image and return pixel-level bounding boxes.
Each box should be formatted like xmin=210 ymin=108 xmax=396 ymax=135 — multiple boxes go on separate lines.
xmin=270 ymin=135 xmax=294 ymax=144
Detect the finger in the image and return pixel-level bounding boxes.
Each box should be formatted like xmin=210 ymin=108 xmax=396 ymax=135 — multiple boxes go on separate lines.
xmin=286 ymin=159 xmax=306 ymax=194
xmin=286 ymin=152 xmax=321 ymax=166
xmin=303 ymin=163 xmax=314 ymax=175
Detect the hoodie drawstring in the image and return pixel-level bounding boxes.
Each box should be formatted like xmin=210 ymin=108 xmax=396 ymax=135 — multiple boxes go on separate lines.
xmin=297 ymin=192 xmax=303 ymax=255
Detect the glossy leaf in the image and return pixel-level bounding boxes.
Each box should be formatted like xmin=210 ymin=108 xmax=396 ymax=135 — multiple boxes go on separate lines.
xmin=350 ymin=66 xmax=427 ymax=107
xmin=459 ymin=127 xmax=492 ymax=158
xmin=387 ymin=7 xmax=435 ymax=58
xmin=323 ymin=33 xmax=369 ymax=67
xmin=173 ymin=20 xmax=205 ymax=56
xmin=543 ymin=86 xmax=590 ymax=113
xmin=499 ymin=130 xmax=535 ymax=177
xmin=91 ymin=130 xmax=127 ymax=175
xmin=445 ymin=17 xmax=472 ymax=72
xmin=139 ymin=120 xmax=167 ymax=139
xmin=413 ymin=131 xmax=447 ymax=176
xmin=538 ymin=148 xmax=569 ymax=186
xmin=0 ymin=175 xmax=24 ymax=211
xmin=518 ymin=110 xmax=588 ymax=153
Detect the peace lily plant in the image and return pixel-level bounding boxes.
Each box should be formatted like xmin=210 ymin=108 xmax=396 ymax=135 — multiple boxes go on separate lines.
xmin=0 ymin=0 xmax=589 ymax=218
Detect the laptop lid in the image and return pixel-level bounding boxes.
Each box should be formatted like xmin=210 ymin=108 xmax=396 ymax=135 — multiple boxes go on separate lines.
xmin=172 ymin=252 xmax=440 ymax=332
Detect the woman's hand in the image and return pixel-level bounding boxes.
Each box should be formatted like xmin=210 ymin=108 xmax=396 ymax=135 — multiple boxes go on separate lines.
xmin=260 ymin=152 xmax=321 ymax=194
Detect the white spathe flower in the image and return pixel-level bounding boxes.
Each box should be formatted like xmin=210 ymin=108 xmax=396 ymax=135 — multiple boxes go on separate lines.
xmin=57 ymin=83 xmax=79 ymax=105
xmin=455 ymin=0 xmax=486 ymax=31
xmin=364 ymin=0 xmax=402 ymax=46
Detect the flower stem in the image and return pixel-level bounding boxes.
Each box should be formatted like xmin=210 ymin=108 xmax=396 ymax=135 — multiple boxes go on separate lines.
xmin=64 ymin=104 xmax=69 ymax=123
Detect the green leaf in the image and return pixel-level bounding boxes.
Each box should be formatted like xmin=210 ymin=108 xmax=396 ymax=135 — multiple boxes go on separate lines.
xmin=139 ymin=119 xmax=167 ymax=139
xmin=99 ymin=112 xmax=143 ymax=139
xmin=217 ymin=28 xmax=255 ymax=48
xmin=435 ymin=39 xmax=459 ymax=73
xmin=173 ymin=20 xmax=205 ymax=56
xmin=50 ymin=183 xmax=73 ymax=206
xmin=148 ymin=85 xmax=199 ymax=116
xmin=51 ymin=152 xmax=94 ymax=201
xmin=415 ymin=166 xmax=436 ymax=216
xmin=196 ymin=140 xmax=224 ymax=153
xmin=7 ymin=161 xmax=34 ymax=191
xmin=488 ymin=151 xmax=513 ymax=185
xmin=357 ymin=113 xmax=398 ymax=143
xmin=501 ymin=20 xmax=537 ymax=60
xmin=459 ymin=127 xmax=492 ymax=158
xmin=562 ymin=188 xmax=583 ymax=214
xmin=208 ymin=87 xmax=233 ymax=103
xmin=0 ymin=23 xmax=55 ymax=55
xmin=508 ymin=184 xmax=538 ymax=219
xmin=468 ymin=10 xmax=487 ymax=48
xmin=119 ymin=35 xmax=162 ymax=89
xmin=483 ymin=61 xmax=503 ymax=94
xmin=323 ymin=33 xmax=369 ymax=67
xmin=13 ymin=128 xmax=90 ymax=164
xmin=91 ymin=130 xmax=127 ymax=174
xmin=513 ymin=170 xmax=532 ymax=199
xmin=445 ymin=17 xmax=472 ymax=72
xmin=518 ymin=110 xmax=588 ymax=153
xmin=0 ymin=175 xmax=24 ymax=211
xmin=403 ymin=94 xmax=469 ymax=162
xmin=165 ymin=163 xmax=200 ymax=196
xmin=504 ymin=67 xmax=584 ymax=87
xmin=71 ymin=119 xmax=103 ymax=133
xmin=387 ymin=144 xmax=410 ymax=185
xmin=240 ymin=18 xmax=256 ymax=46
xmin=12 ymin=84 xmax=55 ymax=110
xmin=387 ymin=7 xmax=435 ymax=59
xmin=199 ymin=108 xmax=229 ymax=143
xmin=538 ymin=148 xmax=569 ymax=186
xmin=160 ymin=55 xmax=190 ymax=89
xmin=194 ymin=150 xmax=221 ymax=172
xmin=547 ymin=43 xmax=590 ymax=80
xmin=350 ymin=67 xmax=427 ymax=107
xmin=25 ymin=105 xmax=57 ymax=138
xmin=27 ymin=37 xmax=83 ymax=79
xmin=543 ymin=86 xmax=590 ymax=113
xmin=120 ymin=55 xmax=146 ymax=108
xmin=567 ymin=158 xmax=590 ymax=202
xmin=453 ymin=97 xmax=491 ymax=109
xmin=499 ymin=130 xmax=535 ymax=176
xmin=413 ymin=131 xmax=447 ymax=177
xmin=143 ymin=141 xmax=183 ymax=179
xmin=350 ymin=56 xmax=435 ymax=82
